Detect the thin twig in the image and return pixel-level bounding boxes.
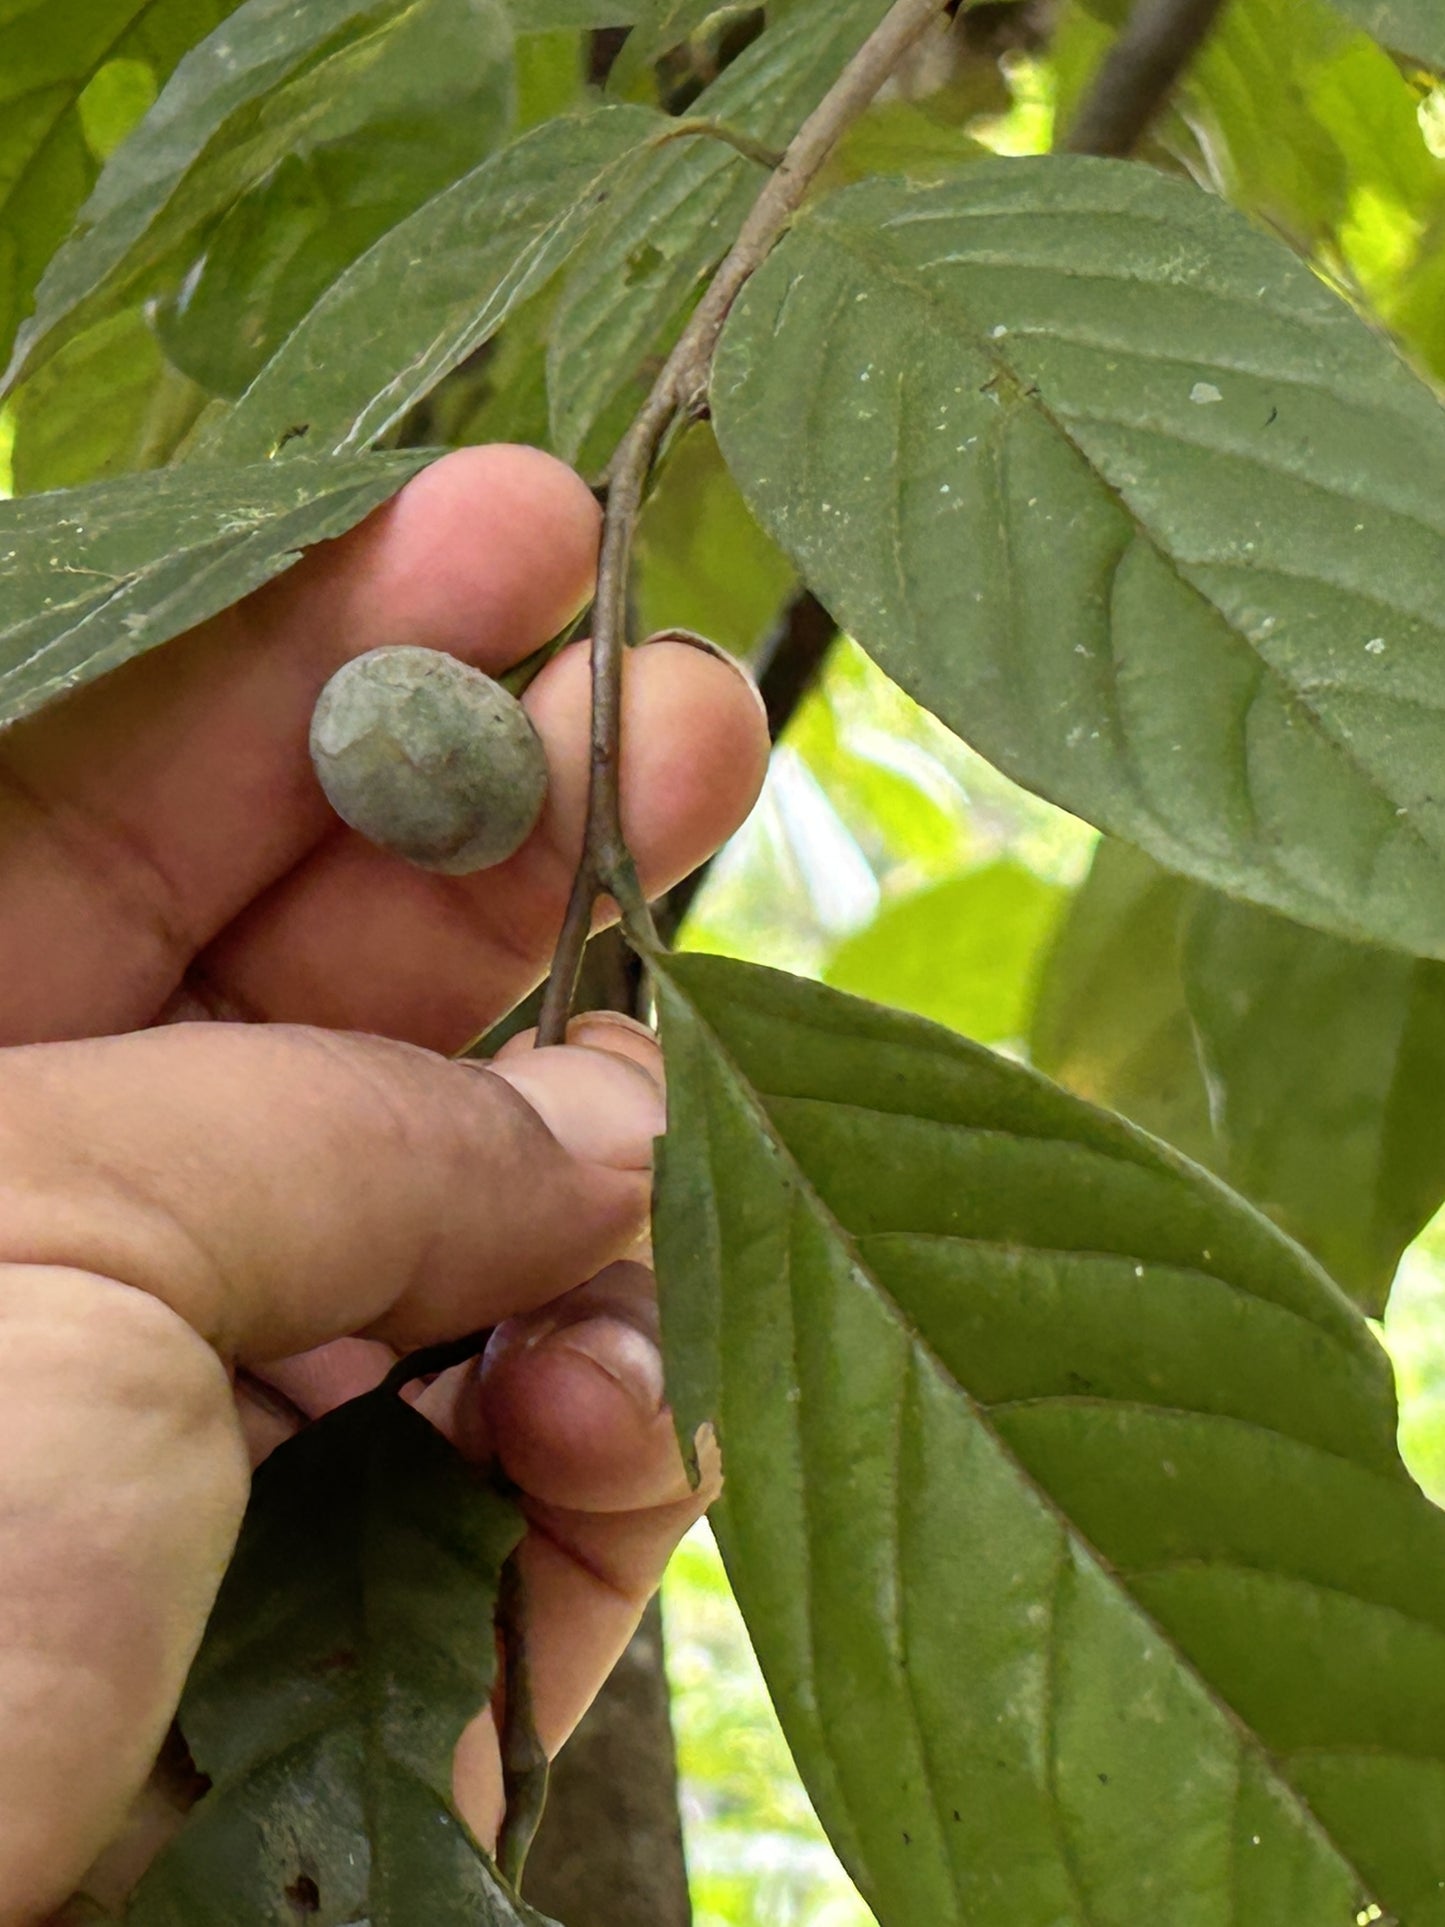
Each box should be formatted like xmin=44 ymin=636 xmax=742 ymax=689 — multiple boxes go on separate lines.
xmin=1061 ymin=0 xmax=1231 ymax=157
xmin=495 ymin=1557 xmax=551 ymax=1887
xmin=535 ymin=0 xmax=950 ymax=1048
xmin=379 ymin=1328 xmax=494 ymax=1396
xmin=656 ymin=116 xmax=786 ymax=169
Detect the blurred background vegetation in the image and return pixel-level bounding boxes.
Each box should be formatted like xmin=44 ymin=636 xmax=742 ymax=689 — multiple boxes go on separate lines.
xmin=7 ymin=0 xmax=1445 ymax=1916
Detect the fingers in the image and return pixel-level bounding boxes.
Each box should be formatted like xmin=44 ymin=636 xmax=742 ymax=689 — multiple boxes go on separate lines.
xmin=0 ymin=1022 xmax=664 ymax=1361
xmin=60 ymin=1244 xmax=714 ymax=1914
xmin=0 ymin=1270 xmax=248 ymax=1920
xmin=413 ymin=1252 xmax=720 ymax=1846
xmin=0 ymin=447 xmax=601 ymax=1043
xmin=0 ymin=1020 xmax=668 ymax=1915
xmin=185 ymin=638 xmax=770 ymax=1051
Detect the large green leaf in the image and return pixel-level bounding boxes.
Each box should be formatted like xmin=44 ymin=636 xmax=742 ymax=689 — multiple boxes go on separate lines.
xmin=4 ymin=0 xmax=515 ymax=400
xmin=1325 ymin=0 xmax=1445 ymax=66
xmin=712 ymin=155 xmax=1445 ymax=960
xmin=546 ymin=0 xmax=892 ymax=465
xmin=654 ymin=953 xmax=1445 ymax=1926
xmin=1034 ymin=839 xmax=1445 ymax=1314
xmin=191 ymin=105 xmax=663 ymax=465
xmin=824 ymin=859 xmax=1067 ymax=1044
xmin=0 ymin=0 xmax=237 ymax=371
xmin=0 ymin=451 xmax=430 ymax=729
xmin=125 ymin=1390 xmax=551 ymax=1923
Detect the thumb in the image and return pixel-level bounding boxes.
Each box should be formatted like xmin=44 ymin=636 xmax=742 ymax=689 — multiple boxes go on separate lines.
xmin=0 ymin=1020 xmax=664 ymax=1360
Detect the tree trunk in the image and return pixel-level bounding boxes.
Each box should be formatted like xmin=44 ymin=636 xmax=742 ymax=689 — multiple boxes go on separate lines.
xmin=521 ymin=1600 xmax=692 ymax=1927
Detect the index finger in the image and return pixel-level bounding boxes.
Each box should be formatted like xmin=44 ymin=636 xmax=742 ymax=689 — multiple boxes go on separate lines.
xmin=0 ymin=447 xmax=599 ymax=1044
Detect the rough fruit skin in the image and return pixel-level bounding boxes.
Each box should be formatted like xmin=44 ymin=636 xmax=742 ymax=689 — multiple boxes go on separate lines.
xmin=309 ymin=646 xmax=549 ymax=873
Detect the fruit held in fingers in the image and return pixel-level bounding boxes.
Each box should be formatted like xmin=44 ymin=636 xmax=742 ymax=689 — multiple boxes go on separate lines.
xmin=309 ymin=645 xmax=550 ymax=873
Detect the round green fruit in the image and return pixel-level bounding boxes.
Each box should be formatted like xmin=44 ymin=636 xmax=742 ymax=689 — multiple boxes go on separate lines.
xmin=309 ymin=645 xmax=549 ymax=874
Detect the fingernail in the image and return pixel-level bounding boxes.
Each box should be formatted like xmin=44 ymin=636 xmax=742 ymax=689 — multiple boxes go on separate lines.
xmin=488 ymin=1048 xmax=665 ymax=1170
xmin=568 ymin=1011 xmax=663 ymax=1086
xmin=640 ymin=629 xmax=768 ymax=724
xmin=547 ymin=1314 xmax=666 ymax=1418
xmin=568 ymin=1010 xmax=656 ymax=1047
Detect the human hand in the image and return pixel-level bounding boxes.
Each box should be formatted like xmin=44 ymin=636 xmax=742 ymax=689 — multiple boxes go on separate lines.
xmin=0 ymin=446 xmax=770 ymax=1922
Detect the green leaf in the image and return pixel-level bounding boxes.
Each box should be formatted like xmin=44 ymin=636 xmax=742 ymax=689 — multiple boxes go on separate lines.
xmin=634 ymin=423 xmax=797 ymax=658
xmin=0 ymin=450 xmax=430 ymax=729
xmin=0 ymin=0 xmax=239 ymax=371
xmin=5 ymin=0 xmax=515 ymax=401
xmin=823 ymin=96 xmax=990 ymax=188
xmin=155 ymin=0 xmax=517 ymax=401
xmin=515 ymin=28 xmax=588 ymax=130
xmin=1034 ymin=838 xmax=1445 ymax=1314
xmin=125 ymin=1390 xmax=552 ymax=1923
xmin=8 ymin=308 xmax=206 ymax=493
xmin=607 ymin=0 xmax=750 ymax=96
xmin=654 ymin=952 xmax=1445 ymax=1927
xmin=1030 ymin=838 xmax=1217 ymax=1167
xmin=190 ymin=104 xmax=663 ymax=465
xmin=1076 ymin=0 xmax=1445 ymax=317
xmin=504 ymin=0 xmax=641 ymax=21
xmin=1324 ymin=0 xmax=1445 ymax=66
xmin=1182 ymin=877 xmax=1445 ymax=1316
xmin=546 ymin=0 xmax=893 ymax=465
xmin=1194 ymin=0 xmax=1438 ymax=251
xmin=712 ymin=155 xmax=1445 ymax=961
xmin=823 ymin=859 xmax=1067 ymax=1044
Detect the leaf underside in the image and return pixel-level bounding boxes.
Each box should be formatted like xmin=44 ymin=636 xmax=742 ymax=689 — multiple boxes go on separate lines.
xmin=0 ymin=451 xmax=431 ymax=730
xmin=0 ymin=0 xmax=241 ymax=372
xmin=711 ymin=156 xmax=1445 ymax=961
xmin=4 ymin=0 xmax=517 ymax=402
xmin=192 ymin=104 xmax=664 ymax=465
xmin=125 ymin=1391 xmax=552 ymax=1925
xmin=654 ymin=953 xmax=1445 ymax=1927
xmin=546 ymin=0 xmax=894 ymax=464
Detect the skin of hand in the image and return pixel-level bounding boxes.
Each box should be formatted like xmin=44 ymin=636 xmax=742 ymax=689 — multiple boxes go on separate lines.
xmin=0 ymin=445 xmax=770 ymax=1923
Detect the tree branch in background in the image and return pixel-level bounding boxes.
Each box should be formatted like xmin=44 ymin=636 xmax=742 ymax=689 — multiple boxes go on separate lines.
xmin=523 ymin=1602 xmax=691 ymax=1927
xmin=535 ymin=0 xmax=951 ymax=1049
xmin=1061 ymin=0 xmax=1230 ymax=157
xmin=588 ymin=25 xmax=631 ymax=86
xmin=757 ymin=589 xmax=837 ymax=741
